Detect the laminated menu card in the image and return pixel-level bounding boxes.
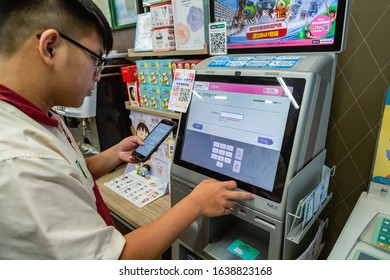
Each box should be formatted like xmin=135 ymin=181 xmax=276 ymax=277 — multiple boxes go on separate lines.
xmin=104 ymin=170 xmax=168 ymax=208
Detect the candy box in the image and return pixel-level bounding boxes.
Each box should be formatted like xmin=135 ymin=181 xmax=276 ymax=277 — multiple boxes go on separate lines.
xmin=148 ymin=86 xmax=161 ymax=110
xmin=147 ymin=60 xmax=160 ymax=85
xmin=139 ymin=84 xmax=149 ymax=107
xmin=121 ymin=65 xmax=138 ymax=83
xmin=160 ymin=86 xmax=173 ymax=112
xmin=136 ymin=60 xmax=149 ymax=85
xmin=158 ymin=59 xmax=177 ymax=86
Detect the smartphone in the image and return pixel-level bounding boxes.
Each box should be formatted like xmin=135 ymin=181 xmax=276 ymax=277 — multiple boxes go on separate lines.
xmin=132 ymin=119 xmax=177 ymax=162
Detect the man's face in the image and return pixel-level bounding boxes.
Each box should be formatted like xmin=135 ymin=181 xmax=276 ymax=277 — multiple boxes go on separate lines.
xmin=55 ymin=31 xmax=104 ymax=108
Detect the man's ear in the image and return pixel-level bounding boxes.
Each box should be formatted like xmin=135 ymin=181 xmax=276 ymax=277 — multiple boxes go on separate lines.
xmin=37 ymin=29 xmax=61 ymax=65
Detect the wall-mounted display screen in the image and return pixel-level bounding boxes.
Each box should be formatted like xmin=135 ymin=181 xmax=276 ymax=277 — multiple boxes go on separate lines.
xmin=174 ymin=74 xmax=306 ymax=202
xmin=210 ymin=0 xmax=349 ymax=53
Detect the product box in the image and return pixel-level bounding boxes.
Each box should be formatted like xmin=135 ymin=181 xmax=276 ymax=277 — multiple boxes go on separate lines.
xmin=171 ymin=0 xmax=209 ymax=50
xmin=147 ymin=60 xmax=160 ymax=85
xmin=127 ymin=81 xmax=141 ymax=107
xmin=150 ymin=1 xmax=174 ymax=28
xmin=171 ymin=59 xmax=202 ymax=73
xmin=152 ymin=27 xmax=176 ymax=52
xmin=148 ymin=86 xmax=161 ymax=110
xmin=139 ymin=84 xmax=149 ymax=107
xmin=160 ymin=86 xmax=173 ymax=112
xmin=158 ymin=59 xmax=176 ymax=86
xmin=121 ymin=65 xmax=138 ymax=83
xmin=136 ymin=60 xmax=149 ymax=85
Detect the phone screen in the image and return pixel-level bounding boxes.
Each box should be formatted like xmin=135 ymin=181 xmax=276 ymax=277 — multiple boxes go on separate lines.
xmin=133 ymin=121 xmax=175 ymax=161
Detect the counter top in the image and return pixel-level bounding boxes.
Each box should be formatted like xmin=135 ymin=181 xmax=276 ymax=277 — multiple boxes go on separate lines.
xmin=96 ymin=165 xmax=171 ymax=228
xmin=328 ymin=191 xmax=390 ymax=259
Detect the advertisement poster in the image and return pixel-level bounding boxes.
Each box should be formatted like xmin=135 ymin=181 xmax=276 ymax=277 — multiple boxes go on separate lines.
xmin=134 ymin=12 xmax=153 ymax=52
xmin=213 ymin=0 xmax=339 ymax=50
xmin=372 ymin=89 xmax=390 ymax=186
xmin=168 ymin=69 xmax=196 ymax=113
xmin=126 ymin=111 xmax=175 ymax=184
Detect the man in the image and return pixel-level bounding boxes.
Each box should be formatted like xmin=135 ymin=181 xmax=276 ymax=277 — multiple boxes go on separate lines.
xmin=0 ymin=0 xmax=254 ymax=259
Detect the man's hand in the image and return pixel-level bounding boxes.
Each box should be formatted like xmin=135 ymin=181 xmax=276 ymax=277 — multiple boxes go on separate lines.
xmin=188 ymin=179 xmax=255 ymax=217
xmin=118 ymin=136 xmax=144 ymax=164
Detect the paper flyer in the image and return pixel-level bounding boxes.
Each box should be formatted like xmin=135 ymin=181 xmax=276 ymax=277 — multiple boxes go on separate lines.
xmin=168 ymin=69 xmax=196 ymax=113
xmin=134 ymin=12 xmax=153 ymax=52
xmin=128 ymin=111 xmax=174 ymax=183
xmin=104 ymin=170 xmax=168 ymax=208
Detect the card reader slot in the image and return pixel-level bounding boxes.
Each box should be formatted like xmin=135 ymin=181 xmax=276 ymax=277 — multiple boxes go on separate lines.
xmin=238 ymin=208 xmax=246 ymax=216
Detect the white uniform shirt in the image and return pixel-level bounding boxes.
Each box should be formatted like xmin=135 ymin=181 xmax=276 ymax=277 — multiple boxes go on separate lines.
xmin=0 ymin=85 xmax=125 ymax=259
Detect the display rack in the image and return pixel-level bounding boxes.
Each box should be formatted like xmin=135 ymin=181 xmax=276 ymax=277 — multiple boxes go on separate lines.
xmin=127 ymin=44 xmax=209 ymax=58
xmin=127 ymin=39 xmax=207 ymax=119
xmin=296 ymin=218 xmax=329 ymax=260
xmin=125 ymin=101 xmax=180 ymax=120
xmin=286 ymin=193 xmax=332 ymax=244
xmin=282 ymin=156 xmax=335 ymax=259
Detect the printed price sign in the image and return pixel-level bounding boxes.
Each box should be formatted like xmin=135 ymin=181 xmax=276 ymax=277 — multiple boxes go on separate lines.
xmin=168 ymin=69 xmax=195 ymax=113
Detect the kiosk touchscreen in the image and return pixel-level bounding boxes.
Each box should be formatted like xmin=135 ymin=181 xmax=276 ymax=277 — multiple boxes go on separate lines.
xmin=172 ymin=54 xmax=335 ymax=219
xmin=174 ymin=74 xmax=305 ymax=204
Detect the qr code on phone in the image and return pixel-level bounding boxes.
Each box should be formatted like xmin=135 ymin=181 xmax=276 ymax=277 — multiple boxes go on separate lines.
xmin=178 ymin=88 xmax=191 ymax=102
xmin=210 ymin=32 xmax=226 ymax=55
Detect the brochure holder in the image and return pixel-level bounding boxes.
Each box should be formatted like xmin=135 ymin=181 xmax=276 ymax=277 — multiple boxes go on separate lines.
xmin=282 ymin=151 xmax=335 ymax=259
xmin=296 ymin=218 xmax=329 ymax=260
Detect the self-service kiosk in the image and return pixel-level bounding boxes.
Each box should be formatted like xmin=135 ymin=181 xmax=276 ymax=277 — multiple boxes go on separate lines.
xmin=170 ymin=0 xmax=350 ymax=260
xmin=170 ymin=54 xmax=336 ymax=260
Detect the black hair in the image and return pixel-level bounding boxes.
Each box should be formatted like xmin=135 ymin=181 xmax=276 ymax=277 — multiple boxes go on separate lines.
xmin=0 ymin=0 xmax=113 ymax=55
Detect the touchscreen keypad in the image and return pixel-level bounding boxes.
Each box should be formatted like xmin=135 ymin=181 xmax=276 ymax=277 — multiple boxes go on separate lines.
xmin=211 ymin=141 xmax=243 ymax=173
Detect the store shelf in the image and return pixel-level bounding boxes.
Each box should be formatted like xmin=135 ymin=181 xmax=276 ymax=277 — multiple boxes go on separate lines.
xmin=127 ymin=44 xmax=209 ymax=58
xmin=142 ymin=0 xmax=166 ymax=6
xmin=125 ymin=102 xmax=181 ymax=119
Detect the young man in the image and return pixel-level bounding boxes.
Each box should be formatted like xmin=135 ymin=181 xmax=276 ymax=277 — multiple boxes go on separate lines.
xmin=0 ymin=0 xmax=254 ymax=259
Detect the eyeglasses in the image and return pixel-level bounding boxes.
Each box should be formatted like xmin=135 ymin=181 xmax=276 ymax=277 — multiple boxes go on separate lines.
xmin=36 ymin=32 xmax=107 ymax=76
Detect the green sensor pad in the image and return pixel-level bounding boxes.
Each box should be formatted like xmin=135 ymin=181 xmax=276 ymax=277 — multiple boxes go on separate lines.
xmin=227 ymin=239 xmax=260 ymax=260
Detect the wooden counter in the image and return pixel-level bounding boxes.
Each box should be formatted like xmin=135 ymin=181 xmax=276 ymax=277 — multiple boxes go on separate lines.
xmin=96 ymin=165 xmax=171 ymax=228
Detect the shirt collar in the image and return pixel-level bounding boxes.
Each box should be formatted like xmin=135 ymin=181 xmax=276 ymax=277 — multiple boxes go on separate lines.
xmin=0 ymin=84 xmax=58 ymax=127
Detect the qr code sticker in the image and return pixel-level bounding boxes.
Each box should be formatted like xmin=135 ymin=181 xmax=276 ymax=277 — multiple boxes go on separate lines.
xmin=178 ymin=88 xmax=191 ymax=102
xmin=210 ymin=32 xmax=226 ymax=55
